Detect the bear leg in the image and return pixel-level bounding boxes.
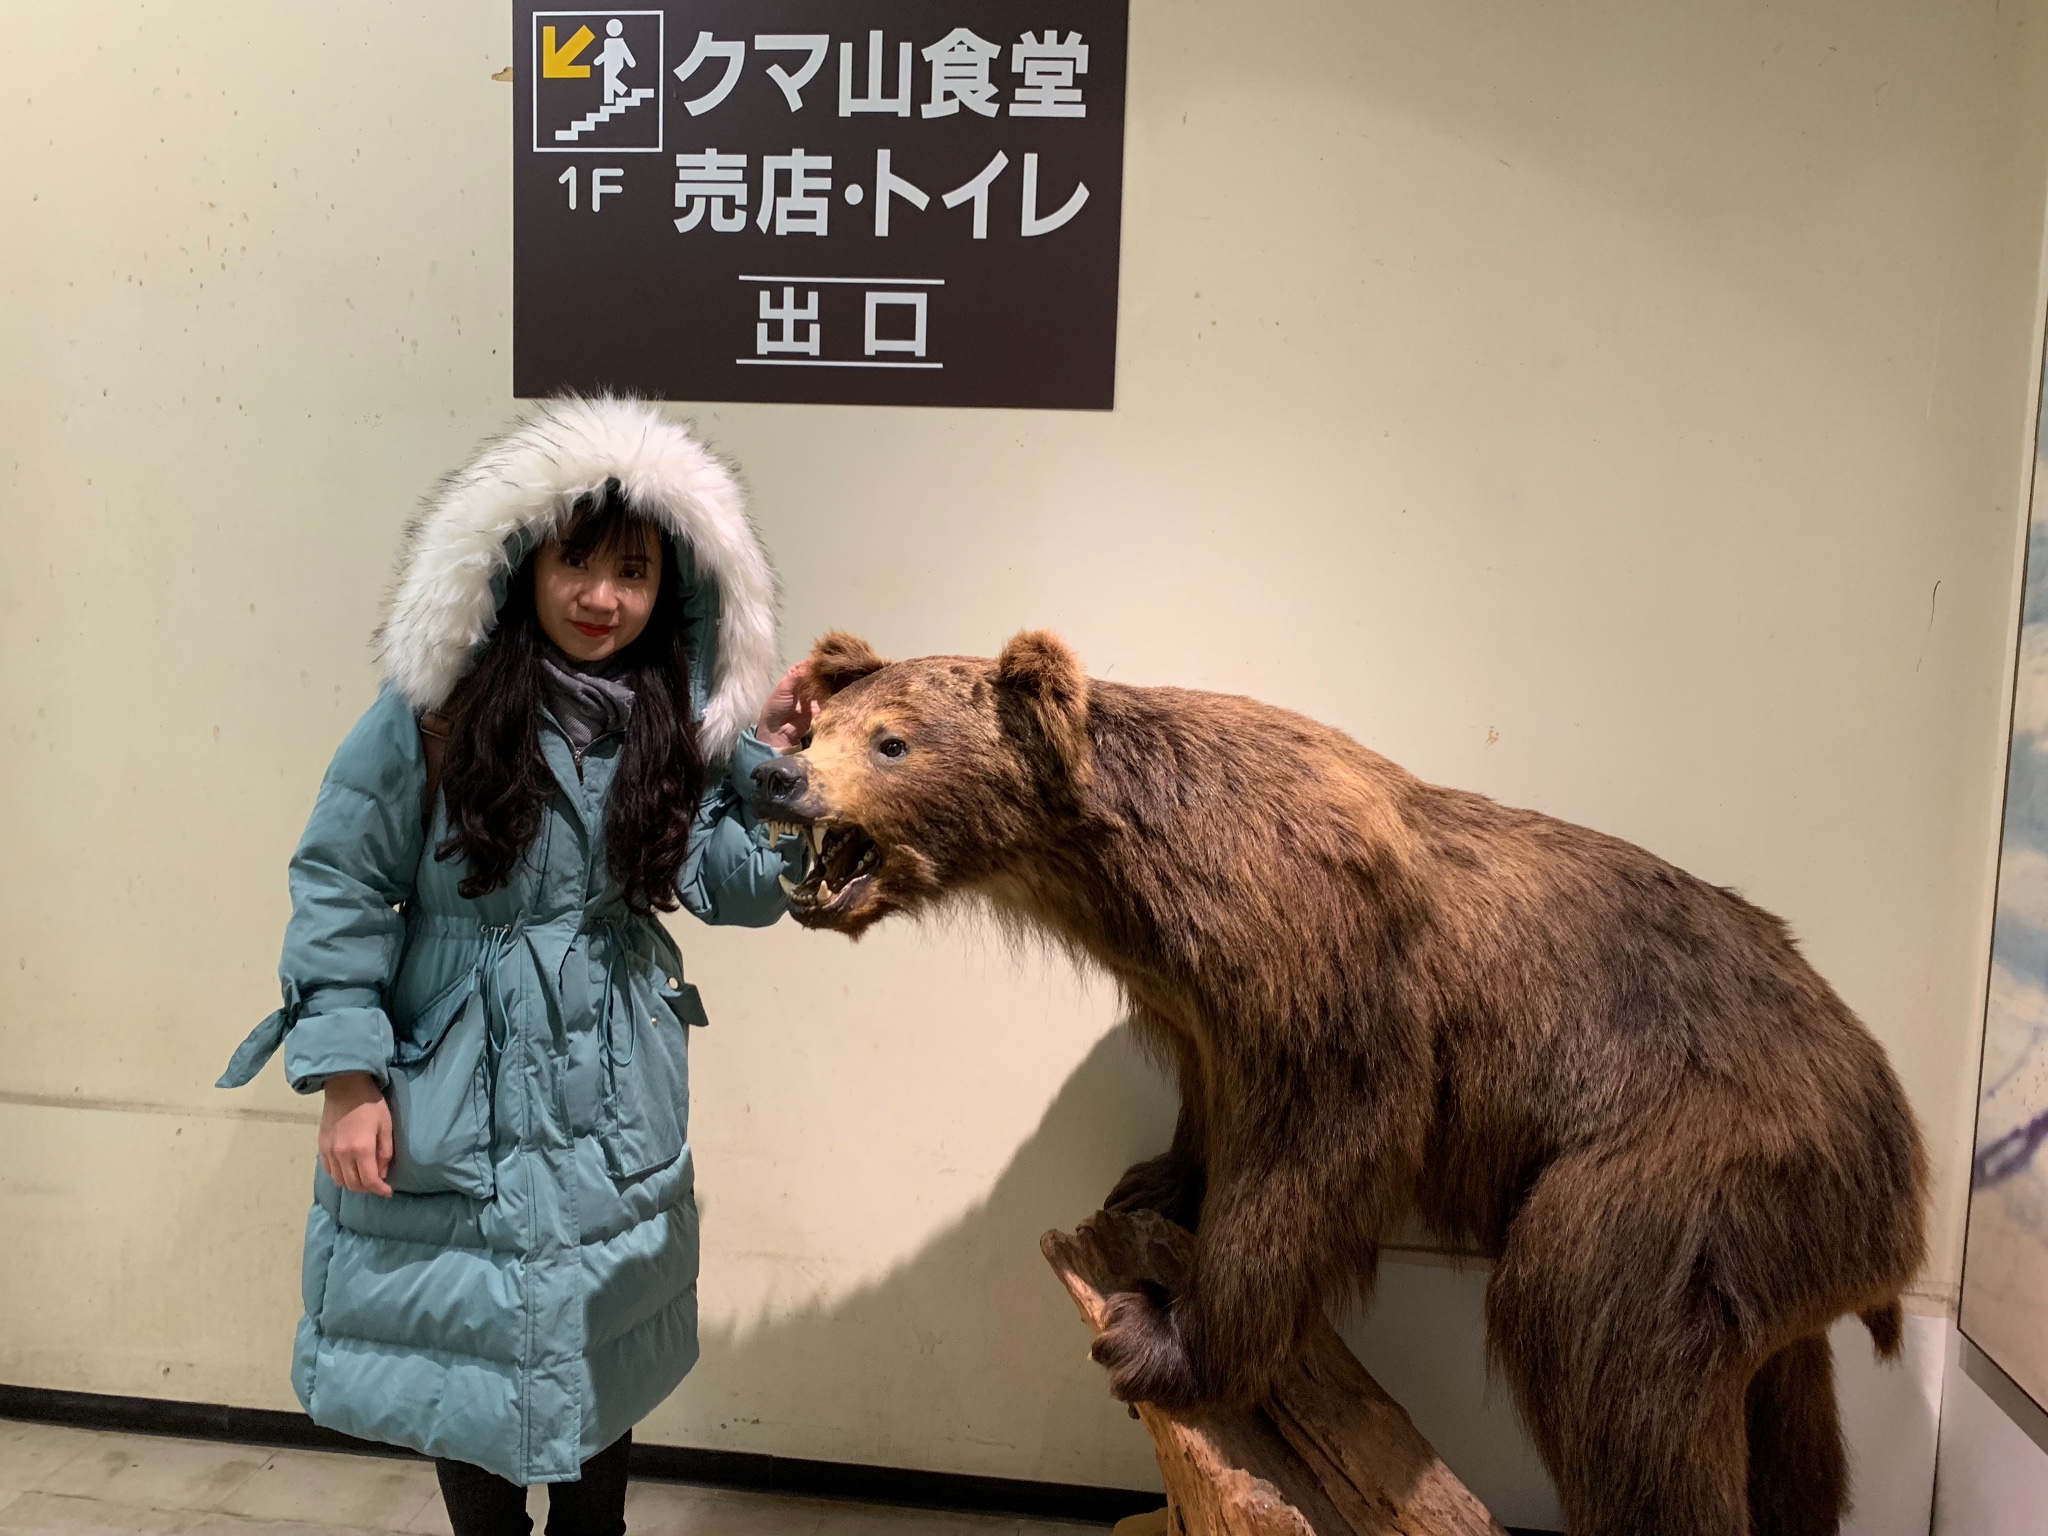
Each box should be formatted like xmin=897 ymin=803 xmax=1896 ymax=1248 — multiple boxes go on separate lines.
xmin=1745 ymin=1333 xmax=1847 ymax=1536
xmin=1095 ymin=1036 xmax=1412 ymax=1410
xmin=1106 ymin=1023 xmax=1211 ymax=1229
xmin=1487 ymin=1156 xmax=1758 ymax=1536
xmin=1090 ymin=1184 xmax=1340 ymax=1409
xmin=1490 ymin=1298 xmax=1754 ymax=1534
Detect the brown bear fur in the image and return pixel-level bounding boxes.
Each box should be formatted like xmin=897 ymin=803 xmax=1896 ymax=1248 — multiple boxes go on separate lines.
xmin=759 ymin=629 xmax=1928 ymax=1536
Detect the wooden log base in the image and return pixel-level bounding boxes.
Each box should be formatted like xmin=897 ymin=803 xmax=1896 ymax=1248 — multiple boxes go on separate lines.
xmin=1042 ymin=1210 xmax=1506 ymax=1536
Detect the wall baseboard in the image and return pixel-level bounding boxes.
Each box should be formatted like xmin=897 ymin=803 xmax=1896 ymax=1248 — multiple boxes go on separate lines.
xmin=0 ymin=1382 xmax=1560 ymax=1532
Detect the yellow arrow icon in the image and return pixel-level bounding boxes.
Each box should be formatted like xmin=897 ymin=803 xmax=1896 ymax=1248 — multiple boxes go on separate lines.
xmin=542 ymin=24 xmax=595 ymax=78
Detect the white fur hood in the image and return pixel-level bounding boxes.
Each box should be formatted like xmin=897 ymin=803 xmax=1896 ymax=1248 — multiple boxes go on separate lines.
xmin=376 ymin=397 xmax=778 ymax=764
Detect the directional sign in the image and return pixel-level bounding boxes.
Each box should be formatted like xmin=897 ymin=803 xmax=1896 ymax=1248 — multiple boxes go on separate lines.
xmin=542 ymin=24 xmax=594 ymax=78
xmin=531 ymin=12 xmax=664 ymax=153
xmin=513 ymin=2 xmax=1129 ymax=410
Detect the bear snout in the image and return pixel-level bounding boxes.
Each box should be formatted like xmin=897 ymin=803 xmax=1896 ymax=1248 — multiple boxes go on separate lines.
xmin=752 ymin=755 xmax=811 ymax=816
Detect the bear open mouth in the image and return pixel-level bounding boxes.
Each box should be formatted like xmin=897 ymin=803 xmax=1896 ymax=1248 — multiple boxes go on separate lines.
xmin=765 ymin=819 xmax=882 ymax=919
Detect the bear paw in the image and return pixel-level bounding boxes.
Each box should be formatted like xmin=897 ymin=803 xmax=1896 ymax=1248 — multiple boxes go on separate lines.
xmin=1104 ymin=1154 xmax=1205 ymax=1230
xmin=1090 ymin=1284 xmax=1201 ymax=1408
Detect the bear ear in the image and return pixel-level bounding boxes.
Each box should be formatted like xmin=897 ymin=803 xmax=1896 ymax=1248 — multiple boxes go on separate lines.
xmin=805 ymin=631 xmax=892 ymax=699
xmin=995 ymin=630 xmax=1092 ymax=791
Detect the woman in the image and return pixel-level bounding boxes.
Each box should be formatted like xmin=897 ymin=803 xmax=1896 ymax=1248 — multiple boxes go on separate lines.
xmin=219 ymin=397 xmax=809 ymax=1533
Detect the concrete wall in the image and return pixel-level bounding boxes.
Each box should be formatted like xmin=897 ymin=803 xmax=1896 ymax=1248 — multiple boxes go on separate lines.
xmin=6 ymin=0 xmax=2048 ymax=1524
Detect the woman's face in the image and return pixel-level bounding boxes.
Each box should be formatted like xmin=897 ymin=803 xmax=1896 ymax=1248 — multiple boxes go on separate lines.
xmin=533 ymin=525 xmax=663 ymax=664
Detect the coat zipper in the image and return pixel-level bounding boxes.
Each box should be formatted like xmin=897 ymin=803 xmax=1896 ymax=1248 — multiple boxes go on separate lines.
xmin=571 ymin=728 xmax=623 ymax=783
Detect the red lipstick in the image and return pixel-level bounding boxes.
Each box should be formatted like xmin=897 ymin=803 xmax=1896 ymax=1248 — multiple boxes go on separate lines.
xmin=572 ymin=622 xmax=613 ymax=638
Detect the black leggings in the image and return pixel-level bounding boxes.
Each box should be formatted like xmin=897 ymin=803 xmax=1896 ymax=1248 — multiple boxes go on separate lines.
xmin=435 ymin=1431 xmax=632 ymax=1536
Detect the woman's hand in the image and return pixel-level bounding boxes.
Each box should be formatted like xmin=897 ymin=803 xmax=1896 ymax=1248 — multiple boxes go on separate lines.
xmin=320 ymin=1072 xmax=394 ymax=1197
xmin=757 ymin=661 xmax=819 ymax=753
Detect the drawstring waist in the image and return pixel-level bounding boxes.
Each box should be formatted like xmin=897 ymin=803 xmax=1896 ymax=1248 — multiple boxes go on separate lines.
xmin=219 ymin=912 xmax=680 ymax=1090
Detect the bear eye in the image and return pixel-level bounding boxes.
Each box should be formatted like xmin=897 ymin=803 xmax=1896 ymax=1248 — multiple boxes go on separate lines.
xmin=875 ymin=735 xmax=910 ymax=761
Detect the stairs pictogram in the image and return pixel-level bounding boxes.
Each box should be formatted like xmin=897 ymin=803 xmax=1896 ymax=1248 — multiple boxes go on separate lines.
xmin=554 ymin=87 xmax=655 ymax=142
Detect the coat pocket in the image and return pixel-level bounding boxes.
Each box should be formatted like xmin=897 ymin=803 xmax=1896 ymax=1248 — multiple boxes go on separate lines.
xmin=598 ymin=974 xmax=698 ymax=1183
xmin=385 ymin=972 xmax=495 ymax=1200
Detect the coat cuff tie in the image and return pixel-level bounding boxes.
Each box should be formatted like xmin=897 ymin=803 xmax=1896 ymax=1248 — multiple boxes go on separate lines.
xmin=216 ymin=983 xmax=303 ymax=1089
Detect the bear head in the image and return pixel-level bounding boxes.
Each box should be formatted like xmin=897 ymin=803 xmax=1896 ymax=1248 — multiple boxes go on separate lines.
xmin=751 ymin=629 xmax=1093 ymax=937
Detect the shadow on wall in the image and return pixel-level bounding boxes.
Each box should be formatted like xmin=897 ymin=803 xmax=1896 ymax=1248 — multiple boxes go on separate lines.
xmin=673 ymin=1024 xmax=1180 ymax=1490
xmin=1341 ymin=1261 xmax=1565 ymax=1530
xmin=665 ymin=1022 xmax=1571 ymax=1529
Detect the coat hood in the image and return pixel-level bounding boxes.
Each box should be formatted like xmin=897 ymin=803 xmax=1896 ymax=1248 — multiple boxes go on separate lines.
xmin=377 ymin=397 xmax=777 ymax=763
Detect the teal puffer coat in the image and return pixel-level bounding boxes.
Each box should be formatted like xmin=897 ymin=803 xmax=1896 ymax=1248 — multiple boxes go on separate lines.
xmin=219 ymin=399 xmax=798 ymax=1484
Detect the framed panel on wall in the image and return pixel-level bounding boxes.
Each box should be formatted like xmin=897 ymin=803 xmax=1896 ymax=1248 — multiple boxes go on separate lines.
xmin=1961 ymin=337 xmax=2048 ymax=1416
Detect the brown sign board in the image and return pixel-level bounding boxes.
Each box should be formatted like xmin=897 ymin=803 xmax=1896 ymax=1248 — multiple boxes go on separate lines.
xmin=513 ymin=2 xmax=1128 ymax=410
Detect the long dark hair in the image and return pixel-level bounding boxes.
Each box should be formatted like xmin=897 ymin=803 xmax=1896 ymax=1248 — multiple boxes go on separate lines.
xmin=436 ymin=483 xmax=707 ymax=914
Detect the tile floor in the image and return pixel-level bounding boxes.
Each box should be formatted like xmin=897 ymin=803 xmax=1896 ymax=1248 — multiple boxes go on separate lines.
xmin=0 ymin=1419 xmax=1122 ymax=1536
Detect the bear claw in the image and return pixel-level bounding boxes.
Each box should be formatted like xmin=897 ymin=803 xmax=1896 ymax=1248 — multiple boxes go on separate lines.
xmin=1091 ymin=1288 xmax=1201 ymax=1408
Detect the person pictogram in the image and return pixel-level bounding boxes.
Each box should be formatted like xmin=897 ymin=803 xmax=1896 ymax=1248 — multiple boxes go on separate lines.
xmin=596 ymin=19 xmax=636 ymax=104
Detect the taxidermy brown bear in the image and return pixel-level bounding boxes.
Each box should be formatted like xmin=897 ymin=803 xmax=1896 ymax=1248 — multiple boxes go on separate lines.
xmin=752 ymin=629 xmax=1927 ymax=1536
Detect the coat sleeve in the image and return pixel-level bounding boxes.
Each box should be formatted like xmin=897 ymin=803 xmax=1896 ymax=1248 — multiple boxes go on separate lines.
xmin=678 ymin=729 xmax=803 ymax=928
xmin=260 ymin=686 xmax=427 ymax=1093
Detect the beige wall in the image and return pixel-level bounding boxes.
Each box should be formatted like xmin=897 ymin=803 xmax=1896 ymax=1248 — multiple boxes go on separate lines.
xmin=6 ymin=0 xmax=2048 ymax=1516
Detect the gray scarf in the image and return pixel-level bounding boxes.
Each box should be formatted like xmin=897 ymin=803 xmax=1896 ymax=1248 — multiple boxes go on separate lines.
xmin=540 ymin=645 xmax=636 ymax=757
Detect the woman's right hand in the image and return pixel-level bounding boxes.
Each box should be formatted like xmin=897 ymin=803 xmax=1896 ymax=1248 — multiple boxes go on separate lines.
xmin=319 ymin=1072 xmax=394 ymax=1197
xmin=757 ymin=661 xmax=819 ymax=753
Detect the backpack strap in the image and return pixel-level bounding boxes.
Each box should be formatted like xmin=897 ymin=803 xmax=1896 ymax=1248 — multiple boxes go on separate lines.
xmin=417 ymin=711 xmax=452 ymax=837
